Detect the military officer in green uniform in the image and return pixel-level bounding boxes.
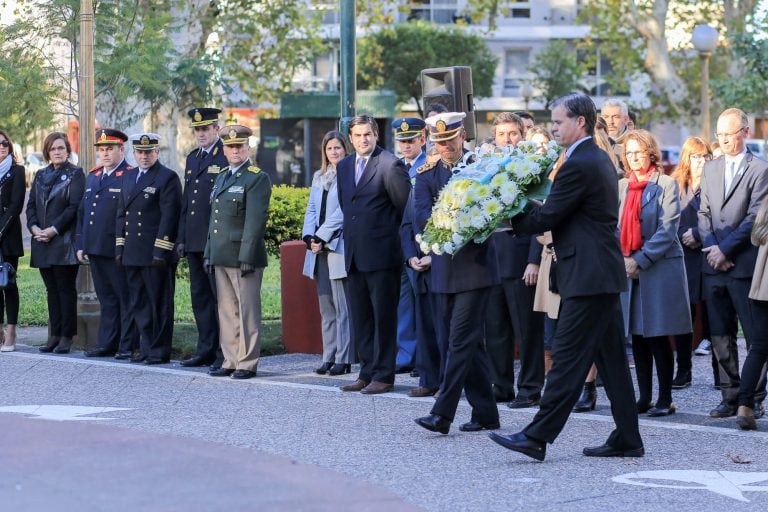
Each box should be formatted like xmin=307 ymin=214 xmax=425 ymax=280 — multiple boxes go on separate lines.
xmin=205 ymin=125 xmax=272 ymax=379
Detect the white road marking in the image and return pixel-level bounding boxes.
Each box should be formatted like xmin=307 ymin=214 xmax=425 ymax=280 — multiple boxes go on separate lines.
xmin=613 ymin=470 xmax=768 ymax=502
xmin=0 ymin=405 xmax=132 ymax=421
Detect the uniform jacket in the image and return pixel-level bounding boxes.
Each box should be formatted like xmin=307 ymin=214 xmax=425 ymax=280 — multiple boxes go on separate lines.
xmin=334 ymin=146 xmax=411 ymax=272
xmin=204 ymin=162 xmax=272 ymax=268
xmin=698 ymin=152 xmax=768 ymax=278
xmin=400 ymin=193 xmax=430 ymax=294
xmin=511 ymin=137 xmax=627 ymax=299
xmin=76 ymin=159 xmax=133 ymax=257
xmin=115 ymin=162 xmax=181 ymax=266
xmin=179 ymin=139 xmax=228 ymax=252
xmin=0 ymin=163 xmax=26 ymax=258
xmin=618 ymin=171 xmax=691 ymax=337
xmin=414 ymin=155 xmax=499 ymax=294
xmin=26 ymin=162 xmax=85 ymax=268
xmin=302 ymin=169 xmax=346 ymax=280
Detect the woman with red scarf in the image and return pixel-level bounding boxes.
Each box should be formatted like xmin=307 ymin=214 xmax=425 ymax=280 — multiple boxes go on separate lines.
xmin=618 ymin=130 xmax=692 ymax=417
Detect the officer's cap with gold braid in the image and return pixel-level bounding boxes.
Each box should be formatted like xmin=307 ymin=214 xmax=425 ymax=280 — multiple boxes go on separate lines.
xmin=221 ymin=125 xmax=252 ymax=145
xmin=392 ymin=117 xmax=426 ymax=141
xmin=129 ymin=132 xmax=161 ymax=150
xmin=187 ymin=107 xmax=222 ymax=127
xmin=425 ymin=112 xmax=466 ymax=142
xmin=94 ymin=128 xmax=128 ymax=146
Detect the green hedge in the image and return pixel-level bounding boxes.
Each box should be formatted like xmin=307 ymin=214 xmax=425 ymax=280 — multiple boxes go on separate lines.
xmin=265 ymin=185 xmax=310 ymax=258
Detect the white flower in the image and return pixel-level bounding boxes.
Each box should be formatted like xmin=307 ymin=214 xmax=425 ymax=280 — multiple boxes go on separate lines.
xmin=457 ymin=211 xmax=473 ymax=230
xmin=481 ymin=197 xmax=503 ymax=218
xmin=468 ymin=206 xmax=486 ymax=229
xmin=420 ymin=241 xmax=431 ymax=254
xmin=443 ymin=242 xmax=455 ymax=255
xmin=415 ymin=233 xmax=422 ymax=243
xmin=499 ymin=181 xmax=520 ymax=205
xmin=452 ymin=232 xmax=465 ymax=246
xmin=490 ymin=172 xmax=507 ymax=187
xmin=431 ymin=243 xmax=443 ymax=255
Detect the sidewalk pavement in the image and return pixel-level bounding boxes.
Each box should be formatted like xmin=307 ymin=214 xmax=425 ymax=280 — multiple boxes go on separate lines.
xmin=1 ymin=329 xmax=767 ymax=511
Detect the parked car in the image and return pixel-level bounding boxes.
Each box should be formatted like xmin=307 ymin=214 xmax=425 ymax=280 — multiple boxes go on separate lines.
xmin=660 ymin=146 xmax=681 ymax=175
xmin=24 ymin=152 xmax=44 ymax=187
xmin=745 ymin=139 xmax=766 ymax=159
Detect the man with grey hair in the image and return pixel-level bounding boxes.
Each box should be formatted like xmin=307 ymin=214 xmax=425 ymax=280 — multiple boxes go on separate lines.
xmin=601 ymin=98 xmax=630 ymax=172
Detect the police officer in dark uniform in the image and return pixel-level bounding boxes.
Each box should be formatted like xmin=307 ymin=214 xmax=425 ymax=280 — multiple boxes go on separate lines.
xmin=178 ymin=107 xmax=228 ymax=369
xmin=77 ymin=128 xmax=139 ymax=358
xmin=413 ymin=113 xmax=500 ymax=434
xmin=116 ymin=133 xmax=181 ymax=364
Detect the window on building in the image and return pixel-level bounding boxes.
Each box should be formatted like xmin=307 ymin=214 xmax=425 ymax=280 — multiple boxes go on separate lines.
xmin=501 ymin=0 xmax=531 ymax=19
xmin=407 ymin=0 xmax=462 ymax=24
xmin=578 ymin=47 xmax=630 ymax=97
xmin=503 ymin=48 xmax=530 ymax=96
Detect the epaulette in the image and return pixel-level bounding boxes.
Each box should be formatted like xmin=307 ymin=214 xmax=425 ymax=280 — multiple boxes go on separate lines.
xmin=416 ymin=161 xmax=436 ymax=174
xmin=90 ymin=165 xmax=104 ymax=173
xmin=248 ymin=165 xmax=261 ymax=174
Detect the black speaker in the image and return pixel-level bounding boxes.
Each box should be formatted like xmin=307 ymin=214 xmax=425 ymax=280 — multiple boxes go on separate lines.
xmin=421 ymin=66 xmax=476 ymax=141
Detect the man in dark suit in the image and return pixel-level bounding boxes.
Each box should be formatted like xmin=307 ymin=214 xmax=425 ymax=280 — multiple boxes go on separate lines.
xmin=116 ymin=133 xmax=181 ymax=364
xmin=698 ymin=107 xmax=768 ymax=418
xmin=178 ymin=107 xmax=228 ymax=370
xmin=77 ymin=128 xmax=139 ymax=359
xmin=413 ymin=112 xmax=500 ymax=434
xmin=490 ymin=93 xmax=643 ymax=461
xmin=336 ymin=114 xmax=411 ymax=394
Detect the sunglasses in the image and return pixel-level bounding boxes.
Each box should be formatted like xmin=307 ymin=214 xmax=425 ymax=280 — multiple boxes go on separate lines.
xmin=0 ymin=141 xmax=9 ymax=148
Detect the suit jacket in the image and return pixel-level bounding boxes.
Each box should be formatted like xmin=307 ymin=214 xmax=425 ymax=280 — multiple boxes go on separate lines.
xmin=492 ymin=231 xmax=542 ymax=280
xmin=26 ymin=162 xmax=85 ymax=268
xmin=178 ymin=139 xmax=228 ymax=252
xmin=698 ymin=152 xmax=768 ymax=278
xmin=678 ymin=184 xmax=703 ymax=302
xmin=414 ymin=156 xmax=499 ymax=294
xmin=76 ymin=159 xmax=133 ymax=257
xmin=115 ymin=162 xmax=181 ymax=266
xmin=302 ymin=169 xmax=346 ymax=280
xmin=511 ymin=138 xmax=626 ymax=299
xmin=0 ymin=163 xmax=26 ymax=258
xmin=204 ymin=162 xmax=272 ymax=268
xmin=335 ymin=146 xmax=411 ymax=272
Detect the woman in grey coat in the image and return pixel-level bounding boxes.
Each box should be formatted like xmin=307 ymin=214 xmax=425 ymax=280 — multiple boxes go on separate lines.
xmin=302 ymin=131 xmax=353 ymax=376
xmin=619 ymin=130 xmax=692 ymax=417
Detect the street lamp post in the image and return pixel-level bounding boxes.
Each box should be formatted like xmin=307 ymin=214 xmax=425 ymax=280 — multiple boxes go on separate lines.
xmin=692 ymin=24 xmax=719 ymax=142
xmin=339 ymin=0 xmax=356 ymax=137
xmin=520 ymin=82 xmax=533 ymax=111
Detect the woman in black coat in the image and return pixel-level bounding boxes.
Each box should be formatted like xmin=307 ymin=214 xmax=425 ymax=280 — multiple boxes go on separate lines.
xmin=26 ymin=132 xmax=85 ymax=354
xmin=0 ymin=130 xmax=25 ymax=352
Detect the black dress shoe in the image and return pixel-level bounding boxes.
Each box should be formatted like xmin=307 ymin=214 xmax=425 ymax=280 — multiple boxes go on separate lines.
xmin=459 ymin=420 xmax=501 ymax=432
xmin=231 ymin=369 xmax=256 ymax=379
xmin=415 ymin=414 xmax=451 ymax=434
xmin=130 ymin=355 xmax=147 ymax=363
xmin=583 ymin=443 xmax=644 ymax=457
xmin=671 ymin=370 xmax=692 ymax=389
xmin=315 ymin=362 xmax=334 ymax=375
xmin=573 ymin=382 xmax=597 ymax=412
xmin=507 ymin=395 xmax=540 ymax=409
xmin=180 ymin=355 xmax=212 ymax=367
xmin=710 ymin=402 xmax=737 ymax=418
xmin=114 ymin=351 xmax=132 ymax=360
xmin=636 ymin=400 xmax=654 ymax=414
xmin=209 ymin=367 xmax=235 ymax=377
xmin=488 ymin=431 xmax=546 ymax=461
xmin=395 ymin=365 xmax=414 ymax=374
xmin=409 ymin=368 xmax=420 ymax=378
xmin=144 ymin=358 xmax=170 ymax=365
xmin=647 ymin=403 xmax=676 ymax=417
xmin=328 ymin=363 xmax=351 ymax=376
xmin=85 ymin=347 xmax=115 ymax=357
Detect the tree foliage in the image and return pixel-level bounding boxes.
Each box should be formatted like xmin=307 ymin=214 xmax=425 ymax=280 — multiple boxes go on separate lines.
xmin=357 ymin=21 xmax=498 ymax=115
xmin=527 ymin=40 xmax=586 ymax=110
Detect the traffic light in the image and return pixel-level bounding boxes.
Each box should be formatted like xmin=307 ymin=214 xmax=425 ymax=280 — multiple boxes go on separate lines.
xmin=421 ymin=66 xmax=476 ymax=141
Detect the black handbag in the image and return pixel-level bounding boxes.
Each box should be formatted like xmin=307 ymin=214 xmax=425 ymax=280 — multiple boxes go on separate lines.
xmin=0 ymin=254 xmax=16 ymax=289
xmin=548 ymin=245 xmax=559 ymax=294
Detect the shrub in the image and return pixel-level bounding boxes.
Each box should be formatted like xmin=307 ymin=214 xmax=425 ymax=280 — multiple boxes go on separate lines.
xmin=265 ymin=185 xmax=310 ymax=258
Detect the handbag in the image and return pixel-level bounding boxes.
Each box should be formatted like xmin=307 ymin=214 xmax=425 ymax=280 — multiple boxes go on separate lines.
xmin=0 ymin=253 xmax=16 ymax=289
xmin=548 ymin=244 xmax=559 ymax=294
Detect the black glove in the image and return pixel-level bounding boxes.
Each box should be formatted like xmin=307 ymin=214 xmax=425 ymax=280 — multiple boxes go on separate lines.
xmin=151 ymin=256 xmax=167 ymax=268
xmin=176 ymin=243 xmax=186 ymax=258
xmin=115 ymin=254 xmax=122 ymax=266
xmin=240 ymin=262 xmax=255 ymax=277
xmin=203 ymin=258 xmax=213 ymax=274
xmin=302 ymin=235 xmax=313 ymax=250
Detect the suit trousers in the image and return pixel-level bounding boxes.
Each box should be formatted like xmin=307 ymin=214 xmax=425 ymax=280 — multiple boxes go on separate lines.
xmin=485 ymin=278 xmax=544 ymax=399
xmin=431 ymin=288 xmax=498 ymax=424
xmin=524 ymin=294 xmax=642 ymax=450
xmin=187 ymin=251 xmax=221 ymax=364
xmin=703 ymin=273 xmax=763 ymax=403
xmin=216 ymin=266 xmax=263 ymax=372
xmin=315 ymin=253 xmax=353 ymax=364
xmin=346 ymin=265 xmax=401 ymax=384
xmin=396 ymin=268 xmax=417 ymax=368
xmin=39 ymin=265 xmax=79 ymax=337
xmin=90 ymin=255 xmax=138 ymax=352
xmin=414 ymin=272 xmax=441 ymax=390
xmin=739 ymin=298 xmax=768 ymax=407
xmin=125 ymin=265 xmax=175 ymax=360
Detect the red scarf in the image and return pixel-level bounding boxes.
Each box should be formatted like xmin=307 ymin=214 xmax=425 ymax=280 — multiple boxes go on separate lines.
xmin=620 ymin=171 xmax=650 ymax=257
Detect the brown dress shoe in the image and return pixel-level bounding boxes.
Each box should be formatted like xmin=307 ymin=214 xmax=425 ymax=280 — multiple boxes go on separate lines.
xmin=340 ymin=379 xmax=369 ymax=392
xmin=408 ymin=386 xmax=438 ymax=397
xmin=360 ymin=381 xmax=393 ymax=394
xmin=737 ymin=406 xmax=757 ymax=430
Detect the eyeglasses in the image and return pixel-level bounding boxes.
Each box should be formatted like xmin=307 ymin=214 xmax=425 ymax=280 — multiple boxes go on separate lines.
xmin=0 ymin=141 xmax=9 ymax=148
xmin=625 ymin=151 xmax=648 ymax=158
xmin=715 ymin=127 xmax=746 ymax=139
xmin=690 ymin=154 xmax=712 ymax=161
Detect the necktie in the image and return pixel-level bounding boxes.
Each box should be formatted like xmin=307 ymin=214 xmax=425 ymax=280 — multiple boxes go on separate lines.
xmin=355 ymin=157 xmax=367 ymax=185
xmin=405 ymin=162 xmax=412 ymax=173
xmin=725 ymin=161 xmax=736 ymax=193
xmin=136 ymin=170 xmax=145 ymax=184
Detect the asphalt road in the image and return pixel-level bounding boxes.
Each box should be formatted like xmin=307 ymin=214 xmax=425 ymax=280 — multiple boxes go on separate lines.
xmin=1 ymin=340 xmax=767 ymax=511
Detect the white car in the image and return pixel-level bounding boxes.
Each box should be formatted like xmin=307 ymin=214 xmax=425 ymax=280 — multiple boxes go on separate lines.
xmin=745 ymin=139 xmax=766 ymax=159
